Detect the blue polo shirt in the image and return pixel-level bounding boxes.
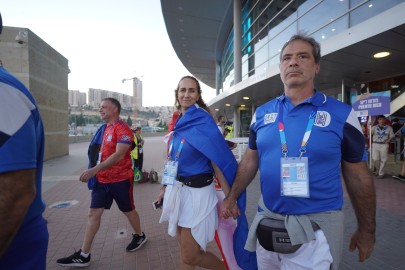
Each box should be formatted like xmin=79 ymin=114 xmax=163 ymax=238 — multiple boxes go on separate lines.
xmin=0 ymin=67 xmax=46 ymax=221
xmin=170 ymin=111 xmax=214 ymax=177
xmin=249 ymin=90 xmax=366 ymax=215
xmin=0 ymin=67 xmax=48 ymax=268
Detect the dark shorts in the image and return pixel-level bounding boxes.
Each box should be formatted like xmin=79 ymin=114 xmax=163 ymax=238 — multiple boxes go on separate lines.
xmin=91 ymin=179 xmax=135 ymax=212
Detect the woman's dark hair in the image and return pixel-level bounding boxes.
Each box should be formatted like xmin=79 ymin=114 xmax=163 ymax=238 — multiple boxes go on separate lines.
xmin=101 ymin=97 xmax=121 ymax=114
xmin=174 ymin=76 xmax=211 ymax=114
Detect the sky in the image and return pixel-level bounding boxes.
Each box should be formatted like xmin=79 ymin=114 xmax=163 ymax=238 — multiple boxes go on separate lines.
xmin=1 ymin=0 xmax=216 ymax=107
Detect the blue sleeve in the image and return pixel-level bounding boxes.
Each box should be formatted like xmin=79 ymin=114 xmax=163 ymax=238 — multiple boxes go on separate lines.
xmin=248 ymin=127 xmax=257 ymax=150
xmin=248 ymin=112 xmax=258 ymax=150
xmin=341 ymin=111 xmax=367 ymax=163
xmin=0 ymin=77 xmax=38 ymax=173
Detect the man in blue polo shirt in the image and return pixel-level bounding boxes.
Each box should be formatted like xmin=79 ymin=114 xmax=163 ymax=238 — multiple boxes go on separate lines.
xmin=0 ymin=12 xmax=49 ymax=269
xmin=221 ymin=33 xmax=376 ymax=270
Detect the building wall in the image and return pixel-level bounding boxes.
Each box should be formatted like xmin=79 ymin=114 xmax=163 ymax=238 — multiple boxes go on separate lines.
xmin=0 ymin=26 xmax=69 ymax=160
xmin=212 ymin=0 xmax=405 ymax=134
xmin=222 ymin=0 xmax=405 ymax=92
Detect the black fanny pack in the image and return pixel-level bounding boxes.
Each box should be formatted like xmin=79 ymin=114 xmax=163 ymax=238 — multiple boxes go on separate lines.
xmin=256 ymin=218 xmax=320 ymax=254
xmin=177 ymin=173 xmax=213 ymax=188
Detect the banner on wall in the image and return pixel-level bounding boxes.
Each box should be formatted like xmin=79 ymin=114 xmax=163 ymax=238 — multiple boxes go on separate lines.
xmin=351 ymin=90 xmax=391 ymax=117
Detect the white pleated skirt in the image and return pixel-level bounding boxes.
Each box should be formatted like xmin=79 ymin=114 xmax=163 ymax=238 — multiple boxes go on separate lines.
xmin=160 ymin=180 xmax=218 ymax=251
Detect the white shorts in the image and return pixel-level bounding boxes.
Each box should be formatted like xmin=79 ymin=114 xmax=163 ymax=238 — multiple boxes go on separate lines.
xmin=256 ymin=229 xmax=333 ymax=270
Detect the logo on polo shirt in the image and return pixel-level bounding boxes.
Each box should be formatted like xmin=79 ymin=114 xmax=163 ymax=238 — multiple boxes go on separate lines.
xmin=121 ymin=135 xmax=131 ymax=141
xmin=314 ymin=111 xmax=331 ymax=127
xmin=264 ymin=113 xmax=278 ymax=125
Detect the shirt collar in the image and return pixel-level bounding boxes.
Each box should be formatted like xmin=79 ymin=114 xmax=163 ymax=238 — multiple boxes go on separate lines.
xmin=278 ymin=89 xmax=326 ymax=107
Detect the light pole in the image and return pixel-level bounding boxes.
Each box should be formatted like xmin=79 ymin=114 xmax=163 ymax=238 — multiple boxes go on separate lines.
xmin=122 ymin=75 xmax=143 ymax=126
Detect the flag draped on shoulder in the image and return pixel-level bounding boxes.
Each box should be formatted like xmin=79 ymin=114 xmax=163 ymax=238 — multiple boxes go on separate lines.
xmin=87 ymin=124 xmax=106 ymax=190
xmin=174 ymin=104 xmax=257 ymax=270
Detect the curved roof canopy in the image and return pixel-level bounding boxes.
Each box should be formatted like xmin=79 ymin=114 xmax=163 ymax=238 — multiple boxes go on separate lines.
xmin=160 ymin=0 xmax=232 ymax=89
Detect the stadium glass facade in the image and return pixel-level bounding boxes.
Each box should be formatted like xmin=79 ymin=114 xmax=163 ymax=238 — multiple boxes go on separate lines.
xmin=162 ymin=0 xmax=405 ymax=138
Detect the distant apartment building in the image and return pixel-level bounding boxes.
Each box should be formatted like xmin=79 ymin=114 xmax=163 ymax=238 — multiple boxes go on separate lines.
xmin=133 ymin=77 xmax=142 ymax=110
xmin=88 ymin=88 xmax=133 ymax=110
xmin=68 ymin=90 xmax=86 ymax=107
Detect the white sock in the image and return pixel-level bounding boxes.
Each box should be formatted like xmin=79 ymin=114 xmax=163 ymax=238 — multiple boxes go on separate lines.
xmin=80 ymin=251 xmax=89 ymax=258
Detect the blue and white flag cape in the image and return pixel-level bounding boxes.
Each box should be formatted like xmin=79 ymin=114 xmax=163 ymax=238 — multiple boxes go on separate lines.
xmin=174 ymin=104 xmax=257 ymax=270
xmin=87 ymin=124 xmax=106 ymax=190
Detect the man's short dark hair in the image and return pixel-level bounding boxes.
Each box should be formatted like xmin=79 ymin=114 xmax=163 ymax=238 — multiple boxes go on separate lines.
xmin=377 ymin=115 xmax=386 ymax=119
xmin=217 ymin=115 xmax=225 ymax=122
xmin=102 ymin=97 xmax=121 ymax=114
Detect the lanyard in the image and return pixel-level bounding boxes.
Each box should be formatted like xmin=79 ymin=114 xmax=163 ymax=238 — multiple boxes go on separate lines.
xmin=167 ymin=135 xmax=185 ymax=161
xmin=100 ymin=123 xmax=115 ymax=153
xmin=278 ymin=101 xmax=318 ymax=158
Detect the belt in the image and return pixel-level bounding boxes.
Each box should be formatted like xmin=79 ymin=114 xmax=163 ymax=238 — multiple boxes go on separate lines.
xmin=177 ymin=173 xmax=214 ymax=188
xmin=373 ymin=142 xmax=386 ymax=144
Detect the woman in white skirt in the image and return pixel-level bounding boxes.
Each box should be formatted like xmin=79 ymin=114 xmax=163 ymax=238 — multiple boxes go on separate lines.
xmin=156 ymin=76 xmax=237 ymax=270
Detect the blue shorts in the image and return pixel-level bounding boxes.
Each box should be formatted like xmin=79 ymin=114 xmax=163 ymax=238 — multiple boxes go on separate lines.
xmin=91 ymin=179 xmax=135 ymax=212
xmin=0 ymin=215 xmax=48 ymax=269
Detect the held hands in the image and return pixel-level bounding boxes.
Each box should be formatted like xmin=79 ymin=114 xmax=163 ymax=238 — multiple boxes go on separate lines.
xmin=220 ymin=196 xmax=240 ymax=219
xmin=349 ymin=228 xmax=375 ymax=262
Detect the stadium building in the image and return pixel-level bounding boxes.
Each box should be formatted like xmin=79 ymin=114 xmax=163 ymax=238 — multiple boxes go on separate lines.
xmin=161 ymin=0 xmax=405 ymax=137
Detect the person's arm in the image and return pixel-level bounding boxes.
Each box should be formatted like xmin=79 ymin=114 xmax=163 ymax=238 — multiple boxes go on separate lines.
xmin=220 ymin=148 xmax=259 ymax=219
xmin=341 ymin=160 xmax=376 ymax=262
xmin=212 ymin=162 xmax=230 ymax=195
xmin=387 ymin=126 xmax=395 ymax=141
xmin=80 ymin=143 xmax=130 ymax=182
xmin=0 ymin=169 xmax=36 ymax=256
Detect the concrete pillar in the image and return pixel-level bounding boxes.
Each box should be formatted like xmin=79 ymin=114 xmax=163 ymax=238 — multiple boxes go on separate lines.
xmin=234 ymin=0 xmax=242 ymax=84
xmin=216 ymin=60 xmax=222 ymax=95
xmin=233 ymin=108 xmax=239 ymax=138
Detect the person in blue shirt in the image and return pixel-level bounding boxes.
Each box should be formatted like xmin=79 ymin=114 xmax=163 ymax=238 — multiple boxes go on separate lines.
xmin=221 ymin=33 xmax=376 ymax=270
xmin=0 ymin=12 xmax=49 ymax=269
xmin=156 ymin=76 xmax=256 ymax=270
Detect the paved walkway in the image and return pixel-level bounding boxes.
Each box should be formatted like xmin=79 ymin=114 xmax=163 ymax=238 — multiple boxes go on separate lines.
xmin=42 ymin=137 xmax=405 ymax=269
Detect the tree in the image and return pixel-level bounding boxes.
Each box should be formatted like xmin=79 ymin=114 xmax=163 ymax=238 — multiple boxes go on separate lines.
xmin=77 ymin=111 xmax=84 ymax=126
xmin=126 ymin=115 xmax=132 ymax=127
